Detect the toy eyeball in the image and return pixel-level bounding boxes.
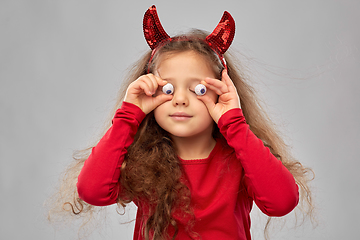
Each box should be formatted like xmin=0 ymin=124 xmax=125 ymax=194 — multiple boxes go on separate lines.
xmin=194 ymin=84 xmax=207 ymax=96
xmin=162 ymin=83 xmax=174 ymax=95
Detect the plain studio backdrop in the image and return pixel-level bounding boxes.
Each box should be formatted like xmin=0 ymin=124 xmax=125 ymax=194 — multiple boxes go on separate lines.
xmin=1 ymin=0 xmax=359 ymax=239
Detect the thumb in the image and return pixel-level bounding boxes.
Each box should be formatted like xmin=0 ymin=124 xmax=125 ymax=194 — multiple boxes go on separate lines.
xmin=197 ymin=95 xmax=219 ymax=122
xmin=154 ymin=94 xmax=173 ymax=106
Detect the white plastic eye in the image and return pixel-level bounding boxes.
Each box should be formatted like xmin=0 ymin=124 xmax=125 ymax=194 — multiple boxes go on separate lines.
xmin=162 ymin=83 xmax=174 ymax=95
xmin=194 ymin=84 xmax=207 ymax=96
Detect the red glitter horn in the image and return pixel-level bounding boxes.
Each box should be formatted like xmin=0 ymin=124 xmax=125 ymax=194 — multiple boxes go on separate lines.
xmin=143 ymin=5 xmax=235 ymax=71
xmin=143 ymin=5 xmax=170 ymax=50
xmin=205 ymin=11 xmax=235 ymax=64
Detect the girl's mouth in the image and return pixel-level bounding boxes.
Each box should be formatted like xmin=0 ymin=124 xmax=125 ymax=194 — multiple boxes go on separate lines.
xmin=170 ymin=112 xmax=192 ymax=121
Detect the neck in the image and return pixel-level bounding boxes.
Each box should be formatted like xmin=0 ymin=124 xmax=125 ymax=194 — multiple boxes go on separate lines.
xmin=171 ymin=134 xmax=216 ymax=160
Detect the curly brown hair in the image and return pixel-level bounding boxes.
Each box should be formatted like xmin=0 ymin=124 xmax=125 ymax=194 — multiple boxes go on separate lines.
xmin=47 ymin=30 xmax=314 ymax=240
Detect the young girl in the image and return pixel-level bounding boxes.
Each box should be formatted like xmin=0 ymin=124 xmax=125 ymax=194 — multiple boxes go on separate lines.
xmin=50 ymin=5 xmax=314 ymax=240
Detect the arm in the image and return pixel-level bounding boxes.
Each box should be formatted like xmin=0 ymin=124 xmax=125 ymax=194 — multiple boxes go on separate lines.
xmin=77 ymin=102 xmax=146 ymax=206
xmin=218 ymin=108 xmax=299 ymax=217
xmin=77 ymin=74 xmax=171 ymax=206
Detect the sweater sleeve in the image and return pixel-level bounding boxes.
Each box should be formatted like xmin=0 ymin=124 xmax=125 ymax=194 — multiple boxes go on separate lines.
xmin=77 ymin=102 xmax=146 ymax=206
xmin=218 ymin=108 xmax=299 ymax=217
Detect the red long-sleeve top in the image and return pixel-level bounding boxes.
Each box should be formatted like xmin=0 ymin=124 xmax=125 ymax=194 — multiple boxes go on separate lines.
xmin=77 ymin=102 xmax=299 ymax=240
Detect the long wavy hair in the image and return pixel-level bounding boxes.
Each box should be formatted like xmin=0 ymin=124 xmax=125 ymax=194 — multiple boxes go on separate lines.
xmin=47 ymin=29 xmax=314 ymax=240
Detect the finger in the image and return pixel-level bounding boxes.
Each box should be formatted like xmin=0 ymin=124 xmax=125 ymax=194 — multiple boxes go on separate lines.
xmin=146 ymin=74 xmax=162 ymax=94
xmin=154 ymin=75 xmax=168 ymax=86
xmin=137 ymin=78 xmax=154 ymax=96
xmin=146 ymin=74 xmax=168 ymax=96
xmin=202 ymin=78 xmax=228 ymax=96
xmin=150 ymin=73 xmax=168 ymax=87
xmin=221 ymin=70 xmax=242 ymax=108
xmin=221 ymin=70 xmax=237 ymax=93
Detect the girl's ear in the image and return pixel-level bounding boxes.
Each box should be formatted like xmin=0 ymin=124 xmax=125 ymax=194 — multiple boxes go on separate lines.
xmin=143 ymin=5 xmax=171 ymax=50
xmin=205 ymin=11 xmax=236 ymax=55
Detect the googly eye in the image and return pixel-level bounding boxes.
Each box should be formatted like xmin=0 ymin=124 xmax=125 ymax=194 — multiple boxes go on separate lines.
xmin=162 ymin=83 xmax=174 ymax=95
xmin=194 ymin=84 xmax=207 ymax=96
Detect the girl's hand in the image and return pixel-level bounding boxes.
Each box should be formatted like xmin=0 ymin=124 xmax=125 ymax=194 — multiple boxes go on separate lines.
xmin=124 ymin=74 xmax=173 ymax=114
xmin=198 ymin=69 xmax=241 ymax=123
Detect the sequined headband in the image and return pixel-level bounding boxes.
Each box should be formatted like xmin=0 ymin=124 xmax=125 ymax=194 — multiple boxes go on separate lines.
xmin=143 ymin=5 xmax=235 ymax=73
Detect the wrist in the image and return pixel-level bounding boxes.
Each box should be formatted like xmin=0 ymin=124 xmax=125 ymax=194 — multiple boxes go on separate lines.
xmin=119 ymin=101 xmax=146 ymax=123
xmin=218 ymin=108 xmax=244 ymax=127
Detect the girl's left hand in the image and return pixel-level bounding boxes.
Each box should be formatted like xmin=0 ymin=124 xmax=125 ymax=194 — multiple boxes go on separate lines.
xmin=198 ymin=69 xmax=241 ymax=124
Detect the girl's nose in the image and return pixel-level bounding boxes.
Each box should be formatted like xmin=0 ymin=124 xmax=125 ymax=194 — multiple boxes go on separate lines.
xmin=172 ymin=89 xmax=189 ymax=106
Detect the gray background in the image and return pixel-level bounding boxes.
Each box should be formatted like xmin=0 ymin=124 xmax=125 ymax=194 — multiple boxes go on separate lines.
xmin=1 ymin=0 xmax=359 ymax=239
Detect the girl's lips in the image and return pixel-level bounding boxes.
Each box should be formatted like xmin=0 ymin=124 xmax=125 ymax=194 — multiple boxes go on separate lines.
xmin=170 ymin=112 xmax=192 ymax=120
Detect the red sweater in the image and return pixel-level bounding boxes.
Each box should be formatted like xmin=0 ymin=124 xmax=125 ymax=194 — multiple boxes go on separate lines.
xmin=77 ymin=102 xmax=299 ymax=240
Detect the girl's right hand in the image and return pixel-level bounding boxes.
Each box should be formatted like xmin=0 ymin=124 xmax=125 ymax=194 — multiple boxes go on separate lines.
xmin=124 ymin=74 xmax=173 ymax=114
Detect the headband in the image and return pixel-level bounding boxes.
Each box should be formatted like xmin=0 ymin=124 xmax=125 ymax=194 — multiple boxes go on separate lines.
xmin=143 ymin=5 xmax=235 ymax=73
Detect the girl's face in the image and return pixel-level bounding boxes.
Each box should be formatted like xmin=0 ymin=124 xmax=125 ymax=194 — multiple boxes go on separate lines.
xmin=154 ymin=51 xmax=218 ymax=141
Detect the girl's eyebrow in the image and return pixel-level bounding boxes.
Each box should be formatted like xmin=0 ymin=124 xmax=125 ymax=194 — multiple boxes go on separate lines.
xmin=161 ymin=77 xmax=203 ymax=82
xmin=190 ymin=77 xmax=203 ymax=81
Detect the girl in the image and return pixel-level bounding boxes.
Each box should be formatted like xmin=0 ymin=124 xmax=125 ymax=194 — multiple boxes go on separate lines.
xmin=49 ymin=5 xmax=314 ymax=240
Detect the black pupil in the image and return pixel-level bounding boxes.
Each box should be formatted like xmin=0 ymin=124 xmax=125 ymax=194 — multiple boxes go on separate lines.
xmin=166 ymin=90 xmax=172 ymax=94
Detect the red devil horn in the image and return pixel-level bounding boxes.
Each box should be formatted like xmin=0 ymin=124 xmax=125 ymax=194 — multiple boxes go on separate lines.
xmin=143 ymin=5 xmax=170 ymax=50
xmin=205 ymin=11 xmax=235 ymax=55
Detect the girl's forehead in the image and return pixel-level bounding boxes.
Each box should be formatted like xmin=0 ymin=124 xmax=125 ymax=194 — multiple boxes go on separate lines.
xmin=155 ymin=51 xmax=216 ymax=77
xmin=157 ymin=51 xmax=204 ymax=64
